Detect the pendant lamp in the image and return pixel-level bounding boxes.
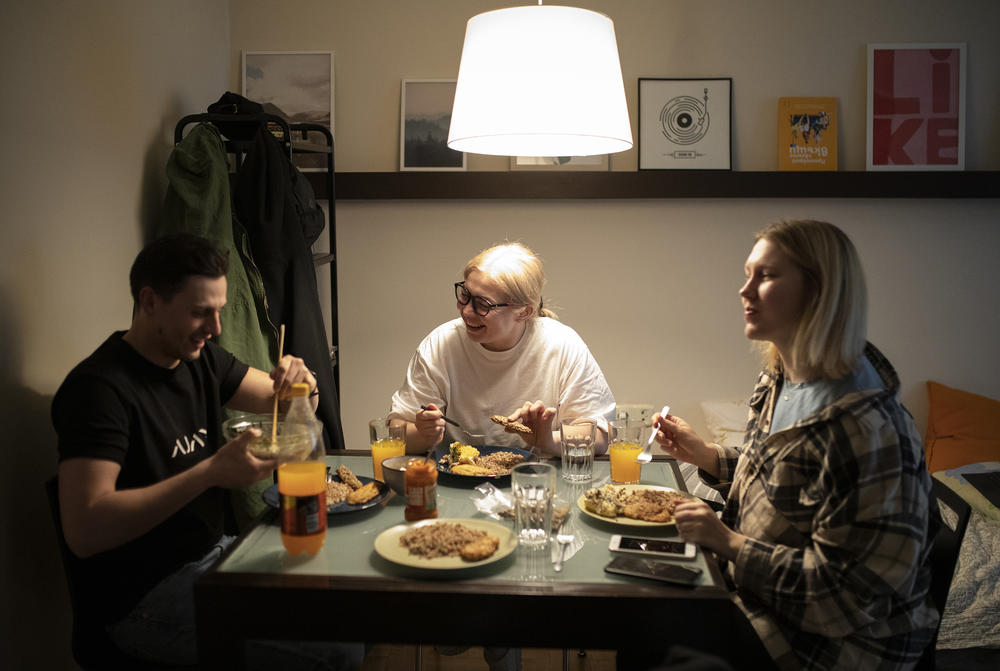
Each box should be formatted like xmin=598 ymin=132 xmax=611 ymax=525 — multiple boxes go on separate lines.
xmin=447 ymin=2 xmax=632 ymax=157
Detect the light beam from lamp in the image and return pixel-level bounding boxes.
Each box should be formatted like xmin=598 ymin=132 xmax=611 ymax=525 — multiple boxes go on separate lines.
xmin=447 ymin=4 xmax=632 ymax=157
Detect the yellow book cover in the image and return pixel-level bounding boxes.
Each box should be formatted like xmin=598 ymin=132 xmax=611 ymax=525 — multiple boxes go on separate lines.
xmin=777 ymin=97 xmax=838 ymax=171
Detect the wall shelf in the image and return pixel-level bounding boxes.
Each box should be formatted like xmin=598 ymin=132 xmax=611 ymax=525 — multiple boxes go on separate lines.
xmin=307 ymin=170 xmax=999 ymax=201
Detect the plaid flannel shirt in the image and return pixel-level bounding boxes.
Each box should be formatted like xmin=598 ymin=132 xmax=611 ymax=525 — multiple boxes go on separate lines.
xmin=701 ymin=343 xmax=939 ymax=670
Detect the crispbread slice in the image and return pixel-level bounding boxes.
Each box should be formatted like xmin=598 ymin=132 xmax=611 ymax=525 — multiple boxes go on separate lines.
xmin=489 ymin=414 xmax=533 ymax=434
xmin=336 ymin=464 xmax=363 ymax=489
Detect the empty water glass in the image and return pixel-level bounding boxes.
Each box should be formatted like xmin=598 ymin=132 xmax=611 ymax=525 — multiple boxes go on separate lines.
xmin=560 ymin=418 xmax=596 ymax=482
xmin=511 ymin=462 xmax=556 ymax=547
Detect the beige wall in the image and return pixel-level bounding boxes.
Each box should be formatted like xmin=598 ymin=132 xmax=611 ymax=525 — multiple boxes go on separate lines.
xmin=0 ymin=1 xmax=230 ymax=667
xmin=229 ymin=0 xmax=1000 ymax=171
xmin=1 ymin=0 xmax=997 ymax=666
xmin=227 ymin=0 xmax=1000 ymax=446
xmin=335 ymin=199 xmax=1000 ymax=448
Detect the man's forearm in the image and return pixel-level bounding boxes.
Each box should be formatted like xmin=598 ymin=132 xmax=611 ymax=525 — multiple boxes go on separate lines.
xmin=59 ymin=457 xmax=213 ymax=558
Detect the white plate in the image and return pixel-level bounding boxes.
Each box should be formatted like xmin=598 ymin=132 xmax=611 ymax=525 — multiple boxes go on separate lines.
xmin=374 ymin=517 xmax=518 ymax=570
xmin=577 ymin=484 xmax=684 ymax=527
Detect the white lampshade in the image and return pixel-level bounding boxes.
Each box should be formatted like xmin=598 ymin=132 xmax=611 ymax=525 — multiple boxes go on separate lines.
xmin=447 ymin=5 xmax=632 ymax=157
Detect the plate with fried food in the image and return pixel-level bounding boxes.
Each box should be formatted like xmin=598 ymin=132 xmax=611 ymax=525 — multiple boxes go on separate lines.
xmin=261 ymin=464 xmax=391 ymax=514
xmin=374 ymin=518 xmax=518 ymax=569
xmin=577 ymin=484 xmax=691 ymax=527
xmin=434 ymin=443 xmax=534 ymax=480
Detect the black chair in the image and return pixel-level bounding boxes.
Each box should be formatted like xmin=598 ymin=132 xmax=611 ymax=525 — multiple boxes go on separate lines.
xmin=45 ymin=476 xmax=191 ymax=671
xmin=915 ymin=477 xmax=973 ymax=671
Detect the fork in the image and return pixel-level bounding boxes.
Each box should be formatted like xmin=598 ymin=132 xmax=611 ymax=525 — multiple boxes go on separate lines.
xmin=553 ymin=528 xmax=575 ymax=572
xmin=637 ymin=405 xmax=670 ymax=464
xmin=420 ymin=405 xmax=482 ymax=444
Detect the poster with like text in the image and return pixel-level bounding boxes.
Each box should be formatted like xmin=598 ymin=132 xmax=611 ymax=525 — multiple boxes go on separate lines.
xmin=867 ymin=44 xmax=965 ymax=170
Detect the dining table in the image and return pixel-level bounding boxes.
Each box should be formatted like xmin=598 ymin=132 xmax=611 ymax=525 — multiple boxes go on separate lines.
xmin=195 ymin=450 xmax=740 ymax=669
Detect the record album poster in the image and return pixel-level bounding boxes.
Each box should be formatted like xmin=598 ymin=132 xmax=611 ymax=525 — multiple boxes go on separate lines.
xmin=639 ymin=78 xmax=732 ymax=170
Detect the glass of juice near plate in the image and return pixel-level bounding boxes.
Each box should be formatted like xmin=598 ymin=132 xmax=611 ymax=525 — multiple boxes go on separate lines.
xmin=609 ymin=419 xmax=644 ymax=484
xmin=369 ymin=417 xmax=406 ymax=481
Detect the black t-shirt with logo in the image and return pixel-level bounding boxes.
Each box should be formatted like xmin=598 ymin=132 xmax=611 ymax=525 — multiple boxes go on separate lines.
xmin=52 ymin=331 xmax=249 ymax=624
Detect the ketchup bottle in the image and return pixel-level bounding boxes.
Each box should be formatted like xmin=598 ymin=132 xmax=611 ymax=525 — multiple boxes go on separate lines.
xmin=404 ymin=457 xmax=438 ymax=521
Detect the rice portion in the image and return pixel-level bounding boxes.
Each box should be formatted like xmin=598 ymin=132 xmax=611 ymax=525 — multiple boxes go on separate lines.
xmin=326 ymin=481 xmax=352 ymax=505
xmin=399 ymin=522 xmax=488 ymax=559
xmin=478 ymin=451 xmax=525 ymax=473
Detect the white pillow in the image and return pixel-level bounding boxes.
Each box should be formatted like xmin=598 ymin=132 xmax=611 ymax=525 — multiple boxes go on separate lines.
xmin=700 ymin=399 xmax=749 ymax=448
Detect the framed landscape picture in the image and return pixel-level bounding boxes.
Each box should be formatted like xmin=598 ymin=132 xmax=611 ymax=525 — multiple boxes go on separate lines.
xmin=509 ymin=155 xmax=609 ymax=171
xmin=638 ymin=78 xmax=732 ymax=170
xmin=866 ymin=43 xmax=965 ymax=171
xmin=400 ymin=79 xmax=466 ymax=171
xmin=242 ymin=50 xmax=334 ymax=172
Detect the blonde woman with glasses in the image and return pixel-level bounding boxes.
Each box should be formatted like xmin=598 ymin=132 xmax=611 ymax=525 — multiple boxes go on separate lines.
xmin=389 ymin=241 xmax=615 ymax=458
xmin=639 ymin=220 xmax=938 ymax=671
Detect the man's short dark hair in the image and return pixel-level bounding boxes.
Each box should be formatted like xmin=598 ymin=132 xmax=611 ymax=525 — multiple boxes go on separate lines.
xmin=129 ymin=234 xmax=229 ymax=302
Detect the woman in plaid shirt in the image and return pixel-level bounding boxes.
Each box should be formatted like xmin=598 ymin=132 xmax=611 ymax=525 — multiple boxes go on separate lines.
xmin=652 ymin=220 xmax=938 ymax=670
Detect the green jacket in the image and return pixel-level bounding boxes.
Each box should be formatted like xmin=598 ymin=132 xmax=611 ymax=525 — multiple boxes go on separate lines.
xmin=159 ymin=122 xmax=278 ymax=530
xmin=159 ymin=123 xmax=277 ymax=372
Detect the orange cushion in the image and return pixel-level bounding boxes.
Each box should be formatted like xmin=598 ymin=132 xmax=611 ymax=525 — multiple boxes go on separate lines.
xmin=925 ymin=381 xmax=1000 ymax=472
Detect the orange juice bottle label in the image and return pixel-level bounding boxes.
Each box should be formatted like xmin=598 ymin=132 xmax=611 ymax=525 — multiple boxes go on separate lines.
xmin=280 ymin=493 xmax=326 ymax=536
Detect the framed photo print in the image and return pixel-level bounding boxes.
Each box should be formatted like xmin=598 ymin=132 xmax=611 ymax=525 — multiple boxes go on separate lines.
xmin=509 ymin=155 xmax=609 ymax=171
xmin=866 ymin=43 xmax=965 ymax=171
xmin=400 ymin=79 xmax=466 ymax=171
xmin=242 ymin=51 xmax=334 ymax=172
xmin=638 ymin=78 xmax=732 ymax=170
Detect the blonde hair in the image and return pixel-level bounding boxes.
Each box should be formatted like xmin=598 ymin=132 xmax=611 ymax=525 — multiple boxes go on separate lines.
xmin=755 ymin=220 xmax=867 ymax=379
xmin=464 ymin=242 xmax=558 ymax=320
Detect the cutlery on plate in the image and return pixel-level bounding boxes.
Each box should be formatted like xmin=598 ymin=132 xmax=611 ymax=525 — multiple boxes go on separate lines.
xmin=553 ymin=529 xmax=575 ymax=572
xmin=637 ymin=405 xmax=670 ymax=464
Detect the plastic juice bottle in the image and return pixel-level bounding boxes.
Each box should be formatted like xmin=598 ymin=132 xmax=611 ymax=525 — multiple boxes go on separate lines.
xmin=278 ymin=383 xmax=326 ymax=555
xmin=609 ymin=442 xmax=643 ymax=484
xmin=404 ymin=457 xmax=438 ymax=521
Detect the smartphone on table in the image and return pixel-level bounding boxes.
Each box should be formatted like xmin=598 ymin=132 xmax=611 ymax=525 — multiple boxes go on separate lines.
xmin=608 ymin=534 xmax=697 ymax=559
xmin=604 ymin=555 xmax=703 ymax=586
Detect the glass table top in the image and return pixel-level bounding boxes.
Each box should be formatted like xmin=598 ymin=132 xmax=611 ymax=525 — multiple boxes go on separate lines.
xmin=218 ymin=453 xmax=720 ymax=589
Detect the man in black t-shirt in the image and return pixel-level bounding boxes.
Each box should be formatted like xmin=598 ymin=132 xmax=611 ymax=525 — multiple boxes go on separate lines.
xmin=52 ymin=234 xmax=361 ymax=669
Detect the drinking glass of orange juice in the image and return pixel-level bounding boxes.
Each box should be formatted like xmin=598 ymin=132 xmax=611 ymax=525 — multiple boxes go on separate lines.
xmin=608 ymin=419 xmax=644 ymax=484
xmin=369 ymin=417 xmax=406 ymax=481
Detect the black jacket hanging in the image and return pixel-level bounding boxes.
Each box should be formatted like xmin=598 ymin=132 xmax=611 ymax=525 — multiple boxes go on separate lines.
xmin=233 ymin=124 xmax=344 ymax=452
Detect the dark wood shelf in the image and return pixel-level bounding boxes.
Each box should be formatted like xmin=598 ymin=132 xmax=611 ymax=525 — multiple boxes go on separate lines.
xmin=307 ymin=170 xmax=998 ymax=200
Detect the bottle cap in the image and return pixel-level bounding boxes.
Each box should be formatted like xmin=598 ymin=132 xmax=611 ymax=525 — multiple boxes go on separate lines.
xmin=290 ymin=382 xmax=311 ymax=398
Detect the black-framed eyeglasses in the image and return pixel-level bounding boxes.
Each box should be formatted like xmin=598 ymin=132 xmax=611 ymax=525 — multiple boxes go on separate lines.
xmin=454 ymin=282 xmax=518 ymax=317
